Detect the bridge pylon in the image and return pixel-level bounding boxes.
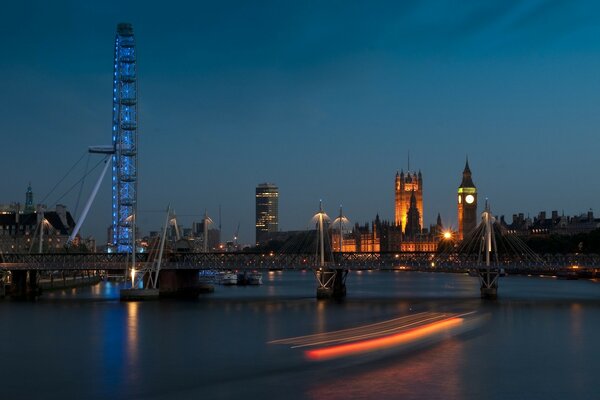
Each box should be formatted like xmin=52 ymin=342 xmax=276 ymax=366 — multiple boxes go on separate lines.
xmin=316 ymin=268 xmax=347 ymax=299
xmin=477 ymin=202 xmax=499 ymax=299
xmin=312 ymin=201 xmax=347 ymax=299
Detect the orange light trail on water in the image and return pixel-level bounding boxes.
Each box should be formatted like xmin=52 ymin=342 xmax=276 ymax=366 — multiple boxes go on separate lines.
xmin=304 ymin=317 xmax=464 ymax=361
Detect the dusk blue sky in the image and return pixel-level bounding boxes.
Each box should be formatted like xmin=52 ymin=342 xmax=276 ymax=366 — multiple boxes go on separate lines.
xmin=2 ymin=1 xmax=600 ymax=244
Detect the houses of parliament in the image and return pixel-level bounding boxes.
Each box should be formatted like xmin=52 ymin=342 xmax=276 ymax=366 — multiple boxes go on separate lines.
xmin=333 ymin=159 xmax=477 ymax=252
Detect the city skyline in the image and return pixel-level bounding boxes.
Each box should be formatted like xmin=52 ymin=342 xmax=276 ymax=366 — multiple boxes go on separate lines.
xmin=2 ymin=1 xmax=600 ymax=243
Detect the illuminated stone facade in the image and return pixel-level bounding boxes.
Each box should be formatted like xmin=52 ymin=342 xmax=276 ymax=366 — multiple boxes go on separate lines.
xmin=332 ymin=216 xmax=442 ymax=253
xmin=395 ymin=170 xmax=423 ymax=233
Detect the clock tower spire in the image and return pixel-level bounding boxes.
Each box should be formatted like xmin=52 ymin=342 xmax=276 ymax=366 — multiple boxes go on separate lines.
xmin=458 ymin=157 xmax=477 ymax=240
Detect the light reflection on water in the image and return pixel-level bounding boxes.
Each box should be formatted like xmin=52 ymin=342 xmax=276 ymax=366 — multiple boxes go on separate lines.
xmin=126 ymin=301 xmax=139 ymax=369
xmin=2 ymin=271 xmax=600 ymax=399
xmin=307 ymin=339 xmax=464 ymax=400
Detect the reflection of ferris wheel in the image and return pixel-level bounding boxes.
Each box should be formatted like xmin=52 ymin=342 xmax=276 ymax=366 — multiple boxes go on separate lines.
xmin=111 ymin=23 xmax=138 ymax=252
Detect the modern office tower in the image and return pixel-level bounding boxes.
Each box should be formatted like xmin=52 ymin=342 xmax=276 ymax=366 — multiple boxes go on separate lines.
xmin=457 ymin=159 xmax=478 ymax=240
xmin=395 ymin=169 xmax=423 ymax=233
xmin=255 ymin=183 xmax=279 ymax=245
xmin=111 ymin=23 xmax=138 ymax=252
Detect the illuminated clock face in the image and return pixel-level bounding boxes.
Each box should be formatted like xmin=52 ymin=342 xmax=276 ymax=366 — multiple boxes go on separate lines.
xmin=465 ymin=194 xmax=475 ymax=204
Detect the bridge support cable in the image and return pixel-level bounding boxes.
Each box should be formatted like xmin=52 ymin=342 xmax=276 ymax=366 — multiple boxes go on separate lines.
xmin=39 ymin=150 xmax=88 ymax=205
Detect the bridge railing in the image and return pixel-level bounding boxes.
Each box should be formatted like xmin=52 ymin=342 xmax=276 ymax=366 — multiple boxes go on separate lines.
xmin=1 ymin=251 xmax=599 ymax=271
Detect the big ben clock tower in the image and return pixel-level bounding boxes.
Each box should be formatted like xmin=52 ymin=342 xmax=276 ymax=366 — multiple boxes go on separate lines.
xmin=457 ymin=159 xmax=477 ymax=240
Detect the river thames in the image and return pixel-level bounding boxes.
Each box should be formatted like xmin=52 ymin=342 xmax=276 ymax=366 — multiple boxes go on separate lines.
xmin=1 ymin=271 xmax=600 ymax=399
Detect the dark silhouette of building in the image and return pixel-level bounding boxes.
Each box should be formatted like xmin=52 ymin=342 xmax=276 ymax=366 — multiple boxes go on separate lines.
xmin=404 ymin=190 xmax=422 ymax=238
xmin=501 ymin=209 xmax=600 ymax=236
xmin=458 ymin=159 xmax=477 ymax=240
xmin=25 ymin=183 xmax=34 ymax=213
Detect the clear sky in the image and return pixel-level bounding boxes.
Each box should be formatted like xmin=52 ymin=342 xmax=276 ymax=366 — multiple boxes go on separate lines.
xmin=2 ymin=0 xmax=600 ymax=244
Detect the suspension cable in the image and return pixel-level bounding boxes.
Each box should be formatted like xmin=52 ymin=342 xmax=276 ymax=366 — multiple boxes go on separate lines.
xmin=40 ymin=151 xmax=88 ymax=204
xmin=52 ymin=156 xmax=108 ymax=206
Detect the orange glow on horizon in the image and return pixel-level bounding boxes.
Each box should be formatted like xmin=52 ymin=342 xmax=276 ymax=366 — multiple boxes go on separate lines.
xmin=305 ymin=317 xmax=463 ymax=361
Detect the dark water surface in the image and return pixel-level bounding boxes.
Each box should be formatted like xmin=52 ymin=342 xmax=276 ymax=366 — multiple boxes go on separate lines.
xmin=2 ymin=271 xmax=600 ymax=400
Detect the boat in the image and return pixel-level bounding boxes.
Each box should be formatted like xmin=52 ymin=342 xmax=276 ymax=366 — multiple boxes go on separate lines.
xmin=219 ymin=272 xmax=238 ymax=285
xmin=236 ymin=271 xmax=263 ymax=285
xmin=557 ymin=270 xmax=579 ymax=280
xmin=199 ymin=270 xmax=218 ymax=284
xmin=246 ymin=272 xmax=263 ymax=285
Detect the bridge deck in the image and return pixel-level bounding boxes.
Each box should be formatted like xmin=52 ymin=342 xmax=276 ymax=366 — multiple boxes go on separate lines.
xmin=1 ymin=252 xmax=599 ymax=271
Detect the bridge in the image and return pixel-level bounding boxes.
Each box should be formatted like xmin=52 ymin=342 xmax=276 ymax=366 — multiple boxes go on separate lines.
xmin=2 ymin=251 xmax=600 ymax=271
xmin=1 ymin=250 xmax=599 ymax=299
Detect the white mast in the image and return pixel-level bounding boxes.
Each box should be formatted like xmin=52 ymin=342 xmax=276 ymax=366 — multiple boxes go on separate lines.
xmin=318 ymin=201 xmax=325 ymax=267
xmin=153 ymin=205 xmax=171 ymax=289
xmin=38 ymin=208 xmax=45 ymax=254
xmin=67 ymin=157 xmax=111 ymax=246
xmin=338 ymin=205 xmax=343 ymax=252
xmin=204 ymin=209 xmax=209 ymax=253
xmin=131 ymin=212 xmax=136 ymax=284
xmin=202 ymin=210 xmax=213 ymax=253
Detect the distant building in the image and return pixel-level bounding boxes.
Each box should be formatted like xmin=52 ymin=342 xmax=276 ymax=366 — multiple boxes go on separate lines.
xmin=25 ymin=183 xmax=34 ymax=213
xmin=0 ymin=204 xmax=77 ymax=253
xmin=332 ymin=214 xmax=442 ymax=253
xmin=192 ymin=220 xmax=221 ymax=251
xmin=404 ymin=191 xmax=422 ymax=238
xmin=380 ymin=215 xmax=440 ymax=252
xmin=502 ymin=209 xmax=600 ymax=236
xmin=255 ymin=183 xmax=279 ymax=245
xmin=395 ymin=169 xmax=423 ymax=232
xmin=457 ymin=159 xmax=477 ymax=240
xmin=139 ymin=219 xmax=223 ymax=254
xmin=204 ymin=229 xmax=221 ymax=251
xmin=0 ymin=184 xmax=87 ymax=252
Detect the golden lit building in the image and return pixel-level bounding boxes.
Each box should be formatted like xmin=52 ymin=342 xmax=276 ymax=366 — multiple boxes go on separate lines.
xmin=395 ymin=170 xmax=423 ymax=233
xmin=334 ymin=217 xmax=441 ymax=253
xmin=332 ymin=222 xmax=380 ymax=252
xmin=358 ymin=228 xmax=380 ymax=252
xmin=399 ymin=241 xmax=437 ymax=252
xmin=331 ymin=232 xmax=357 ymax=252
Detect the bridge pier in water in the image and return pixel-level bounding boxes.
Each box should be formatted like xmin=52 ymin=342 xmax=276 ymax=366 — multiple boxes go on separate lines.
xmin=158 ymin=269 xmax=213 ymax=298
xmin=479 ymin=268 xmax=499 ymax=300
xmin=9 ymin=270 xmax=41 ymax=299
xmin=316 ymin=268 xmax=347 ymax=299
